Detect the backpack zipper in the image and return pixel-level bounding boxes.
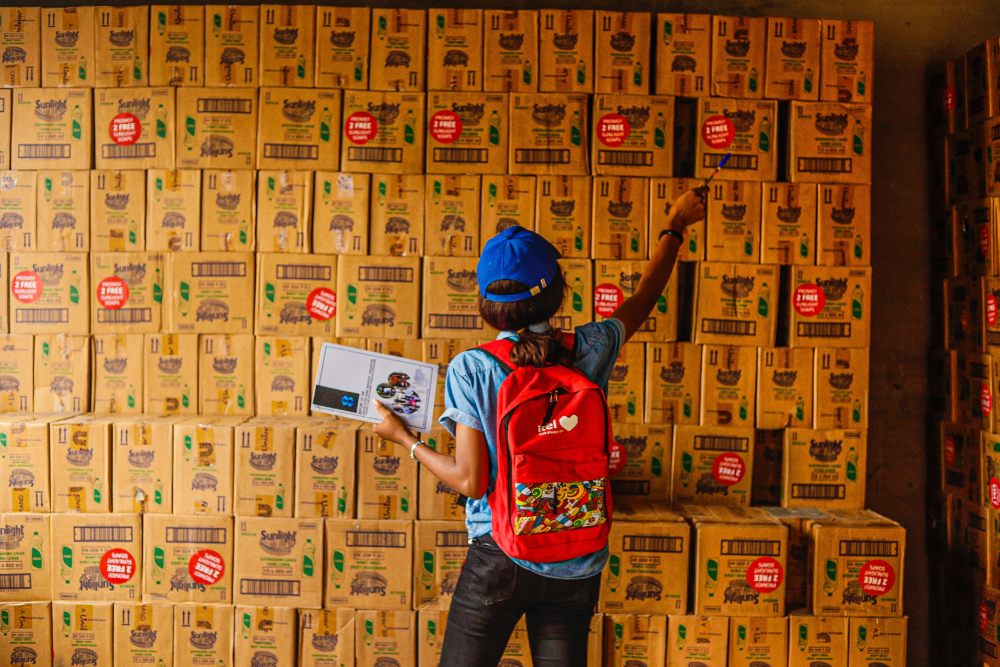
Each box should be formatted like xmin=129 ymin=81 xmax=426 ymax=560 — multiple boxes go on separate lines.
xmin=540 ymin=389 xmax=565 ymax=427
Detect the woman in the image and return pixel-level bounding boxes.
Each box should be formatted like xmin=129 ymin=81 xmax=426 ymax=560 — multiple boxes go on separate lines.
xmin=373 ymin=186 xmax=707 ymax=666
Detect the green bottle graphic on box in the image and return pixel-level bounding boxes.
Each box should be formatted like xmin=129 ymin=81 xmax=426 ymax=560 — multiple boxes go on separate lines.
xmin=154 ymin=478 xmax=163 ymax=505
xmin=846 ymin=445 xmax=859 ymax=481
xmin=346 ymin=284 xmax=358 ymax=320
xmin=758 ymin=115 xmax=771 ymax=152
xmin=403 ymin=110 xmax=416 ymax=145
xmin=800 ymin=233 xmax=810 ymax=258
xmin=795 ymin=395 xmax=805 ymax=422
xmin=296 ymin=54 xmax=306 ymax=80
xmin=133 ymin=56 xmax=143 ymax=82
xmin=739 ymin=395 xmax=748 ymax=421
xmin=183 ymin=435 xmax=193 ymax=463
xmin=857 ymin=71 xmax=867 ymax=97
xmin=156 ymin=104 xmax=167 ymax=139
xmin=651 ymin=440 xmax=664 ymax=477
xmin=758 ymin=282 xmax=770 ymax=318
xmin=626 ymin=390 xmax=637 ymax=416
xmin=181 ymin=384 xmax=190 ymax=409
xmin=680 ymin=451 xmax=692 ymax=487
xmin=489 ymin=110 xmax=502 ymax=146
xmin=572 ymin=276 xmax=584 ymax=313
xmin=0 ymin=609 xmax=8 ymax=636
xmin=61 ymin=545 xmax=73 ymax=584
xmin=632 ymin=61 xmax=642 ymax=86
xmin=331 ymin=549 xmax=345 ymax=589
xmin=676 ymin=623 xmax=686 ymax=649
xmin=852 ymin=398 xmax=862 ymax=423
xmin=613 ymin=622 xmax=623 ymax=651
xmin=157 ymin=11 xmax=166 ymax=35
xmin=434 ymin=13 xmax=445 ymax=39
xmin=152 ymin=546 xmax=165 ymax=585
xmin=432 ymin=179 xmax=442 ymax=205
xmin=426 ymin=619 xmax=437 ymax=648
xmin=128 ymin=385 xmax=136 ymax=409
xmin=303 ymin=538 xmax=315 ymax=577
xmin=401 ymin=486 xmax=411 ymax=514
xmin=43 ymin=177 xmax=52 ymax=202
xmin=421 ymin=550 xmax=435 ymax=591
xmin=184 ymin=116 xmax=196 ymax=151
xmin=487 ymin=182 xmax=497 ymax=207
xmin=62 ymin=610 xmax=71 ymax=638
xmin=663 ymin=19 xmax=673 ymax=45
xmin=212 ymin=12 xmax=222 ymax=36
xmin=71 ymin=105 xmax=82 ymax=140
xmin=241 ymin=611 xmax=251 ymax=639
xmin=92 ymin=476 xmax=103 ymax=505
xmin=852 ymin=284 xmax=864 ymax=319
xmin=824 ymin=559 xmax=838 ymax=595
xmin=354 ymin=57 xmax=364 ymax=82
xmin=654 ymin=112 xmax=666 ymax=148
xmin=748 ymin=66 xmax=758 ymax=93
xmin=804 ymin=68 xmax=814 ymax=93
xmin=523 ymin=60 xmax=532 ymax=85
xmin=854 ymin=234 xmax=864 ymax=259
xmin=657 ymin=293 xmax=668 ymax=314
xmin=365 ymin=619 xmax=374 ymax=647
xmin=853 ymin=120 xmax=864 ymax=155
xmin=30 ymin=531 xmax=42 ymax=569
xmin=69 ymin=269 xmax=80 ymax=304
xmin=574 ymin=225 xmax=584 ymax=252
xmin=276 ymin=482 xmax=285 ymax=511
xmin=320 ymin=107 xmax=332 ymax=142
xmin=607 ymin=553 xmax=621 ymax=592
xmin=79 ymin=57 xmax=87 ymax=81
xmin=377 ymin=15 xmax=387 ymax=40
xmin=688 ymin=227 xmax=698 ymax=254
xmin=857 ymin=623 xmax=867 ymax=651
xmin=337 ymin=486 xmax=348 ymax=515
xmin=570 ymin=110 xmax=582 ymax=147
xmin=736 ymin=623 xmax=747 ymax=650
xmin=153 ymin=267 xmax=163 ymax=304
xmin=798 ymin=623 xmax=808 ymax=650
xmin=705 ymin=558 xmax=719 ymax=595
xmin=576 ymin=59 xmax=586 ymax=85
xmin=683 ymin=393 xmax=692 ymax=419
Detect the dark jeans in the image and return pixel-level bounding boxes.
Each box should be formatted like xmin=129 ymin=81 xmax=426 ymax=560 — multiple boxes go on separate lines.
xmin=440 ymin=535 xmax=602 ymax=667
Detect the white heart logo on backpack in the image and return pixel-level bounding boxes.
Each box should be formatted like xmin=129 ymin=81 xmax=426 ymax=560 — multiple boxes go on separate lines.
xmin=558 ymin=415 xmax=578 ymax=431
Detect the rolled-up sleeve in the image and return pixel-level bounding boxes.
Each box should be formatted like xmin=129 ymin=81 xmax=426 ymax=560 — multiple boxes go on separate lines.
xmin=438 ymin=359 xmax=484 ymax=436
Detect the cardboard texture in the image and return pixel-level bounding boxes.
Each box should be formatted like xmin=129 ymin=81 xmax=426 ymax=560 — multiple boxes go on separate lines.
xmin=0 ymin=415 xmax=51 ymax=512
xmin=789 ymin=101 xmax=873 ymax=184
xmin=483 ymin=10 xmax=538 ymax=93
xmin=143 ymin=333 xmax=198 ymax=415
xmin=550 ymin=258 xmax=593 ymax=331
xmin=11 ymin=252 xmax=88 ymax=335
xmin=848 ymin=616 xmax=908 ymax=666
xmin=607 ymin=343 xmax=645 ymax=424
xmin=426 ymin=92 xmax=508 ymax=175
xmin=234 ymin=516 xmax=322 ymax=608
xmin=414 ymin=520 xmax=468 ymax=609
xmin=259 ymin=4 xmax=314 ymax=88
xmin=594 ymin=260 xmax=679 ymax=343
xmin=42 ymin=7 xmax=96 ymax=87
xmin=340 ymin=91 xmax=425 ymax=174
xmin=33 ymin=334 xmax=88 ymax=414
xmin=667 ymin=615 xmax=730 ymax=665
xmin=763 ymin=506 xmax=832 ymax=609
xmin=96 ymin=87 xmax=176 ymax=171
xmin=694 ymin=262 xmax=779 ymax=347
xmin=595 ymin=12 xmax=651 ymax=94
xmin=51 ymin=513 xmax=142 ymax=602
xmin=336 ymin=255 xmax=421 ymax=339
xmin=256 ymin=169 xmax=311 ymax=253
xmin=672 ymin=425 xmax=755 ymax=506
xmin=325 ymin=519 xmax=413 ymax=610
xmin=728 ymin=615 xmax=789 ymax=667
xmin=91 ymin=252 xmax=163 ymax=335
xmin=370 ymin=173 xmax=424 ymax=256
xmin=422 ymin=257 xmax=485 ymax=339
xmin=256 ymin=253 xmax=336 ymax=337
xmin=255 ymin=336 xmax=310 ymax=416
xmin=787 ymin=613 xmax=848 ymax=667
xmin=315 ymin=7 xmax=370 ymax=89
xmin=757 ymin=347 xmax=814 ymax=429
xmin=711 ymin=16 xmax=766 ymax=98
xmin=536 ymin=175 xmax=591 ymax=257
xmin=90 ymin=170 xmax=146 ymax=252
xmin=299 ymin=608 xmax=356 ymax=667
xmin=52 ymin=602 xmax=113 ymax=667
xmin=143 ymin=513 xmax=232 ymax=604
xmin=145 ymin=169 xmax=200 ymax=252
xmin=357 ymin=429 xmax=418 ymax=520
xmin=603 ymin=614 xmax=667 ymax=667
xmin=649 ymin=177 xmax=704 ymax=262
xmin=0 ymin=513 xmax=51 ymax=602
xmin=204 ymin=5 xmax=259 ymax=87
xmin=149 ymin=5 xmax=204 ymax=87
xmin=764 ymin=17 xmax=822 ymax=100
xmin=12 ymin=88 xmax=91 ymax=170
xmin=294 ymin=419 xmax=357 ymax=518
xmin=0 ymin=335 xmax=32 ymax=413
xmin=113 ymin=603 xmax=173 ymax=666
xmin=257 ymin=87 xmax=341 ymax=171
xmin=609 ymin=424 xmax=672 ymax=505
xmin=509 ymin=93 xmax=589 ymax=175
xmin=199 ymin=334 xmax=253 ymax=415
xmin=355 ymin=610 xmax=416 ymax=667
xmin=783 ymin=428 xmax=867 ymax=509
xmin=94 ymin=6 xmax=149 ymax=87
xmin=814 ymin=347 xmax=870 ymax=429
xmin=172 ymin=416 xmax=241 ymax=515
xmin=820 ymin=20 xmax=875 ymax=104
xmin=164 ymin=252 xmax=254 ymax=334
xmin=313 ymin=172 xmax=369 ymax=255
xmin=50 ymin=416 xmax=113 ymax=513
xmin=234 ymin=605 xmax=297 ymax=666
xmin=112 ymin=417 xmax=174 ymax=513
xmin=539 ymin=9 xmax=594 ymax=93
xmin=0 ymin=170 xmax=35 ymax=251
xmin=35 ymin=170 xmax=89 ymax=251
xmin=701 ymin=344 xmax=757 ymax=428
xmin=201 ymin=169 xmax=255 ymax=251
xmin=789 ymin=266 xmax=872 ymax=348
xmin=418 ymin=427 xmax=465 ymax=521
xmin=645 ymin=342 xmax=702 ymax=425
xmin=175 ymin=87 xmax=258 ymax=169
xmin=0 ymin=91 xmax=10 ymax=170
xmin=695 ymin=98 xmax=778 ymax=182
xmin=427 ymin=9 xmax=483 ymax=92
xmin=425 ymin=174 xmax=481 ymax=256
xmin=173 ymin=603 xmax=233 ymax=667
xmin=818 ymin=184 xmax=871 ymax=267
xmin=655 ymin=14 xmax=712 ymax=96
xmin=762 ymin=182 xmax=818 ymax=265
xmin=369 ymin=9 xmax=426 ymax=92
xmin=234 ymin=419 xmax=296 ymax=517
xmin=592 ymin=94 xmax=673 ymax=177
xmin=0 ymin=603 xmax=51 ymax=667
xmin=481 ymin=175 xmax=535 ymax=246
xmin=592 ymin=176 xmax=649 ymax=260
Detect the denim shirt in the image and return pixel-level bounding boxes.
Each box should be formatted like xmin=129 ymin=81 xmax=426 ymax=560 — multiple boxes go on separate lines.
xmin=438 ymin=318 xmax=625 ymax=579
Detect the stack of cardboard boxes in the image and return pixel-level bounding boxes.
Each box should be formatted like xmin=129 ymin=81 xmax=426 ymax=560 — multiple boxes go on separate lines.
xmin=929 ymin=35 xmax=1000 ymax=667
xmin=0 ymin=6 xmax=906 ymax=665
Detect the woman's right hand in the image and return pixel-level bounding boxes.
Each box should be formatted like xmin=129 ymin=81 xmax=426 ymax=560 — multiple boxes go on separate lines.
xmin=668 ymin=186 xmax=709 ymax=230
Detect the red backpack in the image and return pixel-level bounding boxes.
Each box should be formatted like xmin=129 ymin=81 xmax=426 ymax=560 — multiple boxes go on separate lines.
xmin=479 ymin=335 xmax=613 ymax=562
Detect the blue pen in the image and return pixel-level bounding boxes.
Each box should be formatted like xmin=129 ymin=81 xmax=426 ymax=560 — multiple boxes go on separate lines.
xmin=704 ymin=152 xmax=732 ymax=185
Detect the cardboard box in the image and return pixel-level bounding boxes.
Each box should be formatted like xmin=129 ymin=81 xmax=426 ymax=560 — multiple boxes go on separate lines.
xmin=175 ymin=87 xmax=258 ymax=169
xmin=538 ymin=9 xmax=593 ymax=93
xmin=0 ymin=335 xmax=31 ymax=412
xmin=595 ymin=12 xmax=650 ymax=94
xmin=33 ymin=335 xmax=88 ymax=414
xmin=50 ymin=416 xmax=112 ymax=513
xmin=609 ymin=425 xmax=672 ymax=504
xmin=603 ymin=614 xmax=667 ymax=667
xmin=701 ymin=344 xmax=757 ymax=428
xmin=789 ymin=266 xmax=872 ymax=348
xmin=256 ymin=170 xmax=311 ymax=253
xmin=536 ymin=175 xmax=591 ymax=256
xmin=149 ymin=5 xmax=204 ymax=86
xmin=711 ymin=16 xmax=766 ymax=98
xmin=257 ymin=87 xmax=340 ymax=171
xmin=762 ymin=183 xmax=818 ymax=265
xmin=667 ymin=615 xmax=729 ymax=665
xmin=164 ymin=252 xmax=254 ymax=334
xmin=234 ymin=419 xmax=296 ymax=516
xmin=369 ymin=174 xmax=423 ymax=256
xmin=0 ymin=91 xmax=9 ymax=170
xmin=414 ymin=520 xmax=468 ymax=609
xmin=762 ymin=506 xmax=831 ymax=608
xmin=509 ymin=93 xmax=589 ymax=175
xmin=313 ymin=172 xmax=368 ymax=255
xmin=481 ymin=175 xmax=535 ymax=245
xmin=0 ymin=170 xmax=35 ymax=251
xmin=204 ymin=5 xmax=259 ymax=87
xmin=848 ymin=616 xmax=907 ymax=666
xmin=235 ymin=607 xmax=297 ymax=666
xmin=592 ymin=177 xmax=649 ymax=260
xmin=987 ymin=117 xmax=1000 ymax=199
xmin=201 ymin=169 xmax=255 ymax=251
xmin=672 ymin=426 xmax=754 ymax=506
xmin=111 ymin=417 xmax=174 ymax=513
xmin=91 ymin=252 xmax=163 ymax=335
xmin=655 ymin=14 xmax=711 ymax=96
xmin=143 ymin=513 xmax=232 ymax=604
xmin=114 ymin=603 xmax=173 ymax=666
xmin=145 ymin=169 xmax=200 ymax=251
xmin=418 ymin=428 xmax=465 ymax=521
xmin=255 ymin=336 xmax=310 ymax=416
xmin=550 ymin=258 xmax=593 ymax=331
xmin=90 ymin=170 xmax=145 ymax=252
xmin=425 ymin=174 xmax=481 ymax=256
xmin=143 ymin=333 xmax=198 ymax=415
xmin=645 ymin=343 xmax=701 ymax=425
xmin=787 ymin=612 xmax=848 ymax=666
xmin=814 ymin=348 xmax=869 ymax=429
xmin=299 ymin=608 xmax=355 ymax=667
xmin=356 ymin=610 xmax=416 ymax=667
xmin=233 ymin=516 xmax=322 ymax=607
xmin=52 ymin=603 xmax=113 ymax=666
xmin=593 ymin=95 xmax=673 ymax=178
xmin=172 ymin=416 xmax=241 ymax=514
xmin=818 ymin=184 xmax=871 ymax=267
xmin=173 ymin=603 xmax=233 ymax=666
xmin=694 ymin=262 xmax=778 ymax=347
xmin=969 ymin=40 xmax=998 ymax=126
xmin=357 ymin=429 xmax=418 ymax=520
xmin=607 ymin=343 xmax=645 ymax=424
xmin=417 ymin=607 xmax=447 ymax=666
xmin=758 ymin=348 xmax=814 ymax=429
xmin=0 ymin=603 xmax=51 ymax=667
xmin=259 ymin=4 xmax=314 ymax=87
xmin=95 ymin=6 xmax=149 ymax=87
xmin=707 ymin=181 xmax=763 ymax=262
xmin=0 ymin=8 xmax=39 ymax=88
xmin=594 ymin=260 xmax=679 ymax=343
xmin=783 ymin=428 xmax=866 ymax=509
xmin=12 ymin=88 xmax=90 ymax=171
xmin=789 ymin=102 xmax=872 ymax=184
xmin=341 ymin=91 xmax=425 ymax=174
xmin=325 ymin=518 xmax=413 ymax=609
xmin=601 ymin=508 xmax=689 ymax=614
xmin=92 ymin=334 xmax=143 ymax=415
xmin=41 ymin=7 xmax=96 ymax=87
xmin=426 ymin=92 xmax=507 ymax=175
xmin=483 ymin=10 xmax=538 ymax=93
xmin=35 ymin=170 xmax=89 ymax=252
xmin=0 ymin=514 xmax=51 ymax=602
xmin=11 ymin=252 xmax=88 ymax=335
xmin=820 ymin=20 xmax=874 ymax=104
xmin=728 ymin=616 xmax=788 ymax=667
xmin=649 ymin=177 xmax=702 ymax=262
xmin=255 ymin=253 xmax=336 ymax=337
xmin=764 ymin=18 xmax=821 ymax=100
xmin=199 ymin=334 xmax=253 ymax=415
xmin=422 ymin=257 xmax=485 ymax=339
xmin=294 ymin=419 xmax=356 ymax=518
xmin=0 ymin=415 xmax=51 ymax=511
xmin=695 ymin=98 xmax=778 ymax=182
xmin=94 ymin=88 xmax=174 ymax=171
xmin=336 ymin=255 xmax=421 ymax=338
xmin=316 ymin=7 xmax=370 ymax=89
xmin=51 ymin=513 xmax=141 ymax=601
xmin=427 ymin=9 xmax=483 ymax=92
xmin=369 ymin=9 xmax=425 ymax=92
xmin=809 ymin=510 xmax=905 ymax=616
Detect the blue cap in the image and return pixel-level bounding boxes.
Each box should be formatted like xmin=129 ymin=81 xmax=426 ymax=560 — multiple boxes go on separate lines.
xmin=477 ymin=225 xmax=561 ymax=303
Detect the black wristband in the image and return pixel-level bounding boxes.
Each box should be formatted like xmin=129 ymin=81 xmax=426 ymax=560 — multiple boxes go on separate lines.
xmin=659 ymin=228 xmax=684 ymax=243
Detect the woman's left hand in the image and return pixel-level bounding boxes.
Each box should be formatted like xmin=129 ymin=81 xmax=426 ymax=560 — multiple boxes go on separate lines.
xmin=372 ymin=400 xmax=417 ymax=447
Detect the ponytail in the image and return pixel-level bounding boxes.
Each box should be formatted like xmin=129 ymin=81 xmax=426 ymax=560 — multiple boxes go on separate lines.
xmin=510 ymin=328 xmax=573 ymax=368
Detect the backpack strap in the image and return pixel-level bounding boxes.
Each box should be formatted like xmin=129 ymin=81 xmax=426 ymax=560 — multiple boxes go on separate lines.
xmin=477 ymin=332 xmax=577 ymax=373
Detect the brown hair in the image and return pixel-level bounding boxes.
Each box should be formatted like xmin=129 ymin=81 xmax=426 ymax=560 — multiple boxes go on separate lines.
xmin=478 ymin=269 xmax=572 ymax=367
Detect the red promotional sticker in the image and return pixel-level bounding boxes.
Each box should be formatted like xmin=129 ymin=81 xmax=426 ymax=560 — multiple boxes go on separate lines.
xmin=109 ymin=113 xmax=141 ymax=146
xmin=983 ymin=383 xmax=993 ymax=416
xmin=345 ymin=111 xmax=378 ymax=145
xmin=989 ymin=295 xmax=999 ymax=326
xmin=97 ymin=276 xmax=130 ymax=310
xmin=608 ymin=440 xmax=627 ymax=475
xmin=306 ymin=287 xmax=337 ymax=321
xmin=712 ymin=452 xmax=746 ymax=486
xmin=944 ymin=87 xmax=956 ymax=112
xmin=858 ymin=559 xmax=895 ymax=597
xmin=188 ymin=549 xmax=226 ymax=586
xmin=11 ymin=271 xmax=41 ymax=303
xmin=944 ymin=437 xmax=956 ymax=466
xmin=990 ymin=478 xmax=1000 ymax=509
xmin=793 ymin=284 xmax=826 ymax=317
xmin=701 ymin=115 xmax=736 ymax=149
xmin=983 ymin=601 xmax=992 ymax=634
xmin=100 ymin=549 xmax=136 ymax=584
xmin=593 ymin=284 xmax=624 ymax=318
xmin=746 ymin=556 xmax=784 ymax=594
xmin=429 ymin=110 xmax=463 ymax=144
xmin=597 ymin=113 xmax=631 ymax=147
